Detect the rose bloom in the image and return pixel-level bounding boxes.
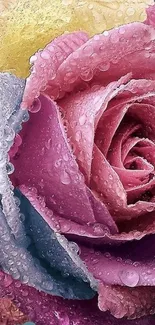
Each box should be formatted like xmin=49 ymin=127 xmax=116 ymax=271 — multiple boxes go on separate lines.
xmin=1 ymin=4 xmax=155 ymax=325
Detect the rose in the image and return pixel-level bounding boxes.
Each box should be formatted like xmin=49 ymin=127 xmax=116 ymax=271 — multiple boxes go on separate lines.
xmin=1 ymin=4 xmax=155 ymax=325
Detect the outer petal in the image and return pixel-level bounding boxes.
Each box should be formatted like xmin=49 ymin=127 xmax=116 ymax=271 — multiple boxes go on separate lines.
xmin=0 ymin=270 xmax=155 ymax=325
xmin=37 ymin=22 xmax=155 ymax=102
xmin=0 ymin=0 xmax=153 ymax=77
xmin=145 ymin=4 xmax=155 ymax=27
xmin=13 ymin=95 xmax=96 ymax=225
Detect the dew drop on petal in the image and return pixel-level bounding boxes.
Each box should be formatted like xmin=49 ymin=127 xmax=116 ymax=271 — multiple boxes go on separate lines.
xmin=60 ymin=171 xmax=71 ymax=185
xmin=29 ymin=98 xmax=41 ymax=113
xmin=54 ymin=311 xmax=70 ymax=325
xmin=98 ymin=62 xmax=110 ymax=71
xmin=6 ymin=162 xmax=15 ymax=175
xmin=54 ymin=159 xmax=62 ymax=168
xmin=4 ymin=126 xmax=15 ymax=142
xmin=69 ymin=241 xmax=79 ymax=254
xmin=29 ymin=55 xmax=37 ymax=64
xmin=119 ymin=270 xmax=139 ymax=287
xmin=45 ymin=138 xmax=52 ymax=149
xmin=79 ymin=114 xmax=86 ymax=126
xmin=63 ymin=153 xmax=69 ymax=162
xmin=75 ymin=130 xmax=82 ymax=142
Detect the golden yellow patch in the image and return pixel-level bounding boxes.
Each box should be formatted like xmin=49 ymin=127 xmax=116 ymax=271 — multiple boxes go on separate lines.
xmin=0 ymin=0 xmax=153 ymax=77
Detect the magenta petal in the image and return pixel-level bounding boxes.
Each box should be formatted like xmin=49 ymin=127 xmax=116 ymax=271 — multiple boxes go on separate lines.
xmin=80 ymin=246 xmax=155 ymax=287
xmin=145 ymin=4 xmax=155 ymax=27
xmin=1 ymin=270 xmax=155 ymax=324
xmin=13 ymin=95 xmax=95 ymax=225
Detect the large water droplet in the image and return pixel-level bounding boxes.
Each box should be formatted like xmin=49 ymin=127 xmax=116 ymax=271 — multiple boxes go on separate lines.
xmin=29 ymin=98 xmax=41 ymax=113
xmin=60 ymin=171 xmax=71 ymax=185
xmin=54 ymin=311 xmax=70 ymax=325
xmin=4 ymin=126 xmax=15 ymax=142
xmin=55 ymin=159 xmax=62 ymax=168
xmin=6 ymin=162 xmax=15 ymax=175
xmin=98 ymin=62 xmax=110 ymax=71
xmin=63 ymin=153 xmax=69 ymax=162
xmin=79 ymin=114 xmax=86 ymax=126
xmin=69 ymin=242 xmax=79 ymax=254
xmin=45 ymin=138 xmax=52 ymax=149
xmin=75 ymin=130 xmax=82 ymax=142
xmin=119 ymin=270 xmax=139 ymax=287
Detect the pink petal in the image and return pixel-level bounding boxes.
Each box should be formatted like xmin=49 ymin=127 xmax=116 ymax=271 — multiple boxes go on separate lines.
xmin=98 ymin=283 xmax=155 ymax=319
xmin=22 ymin=23 xmax=155 ymax=109
xmin=108 ymin=123 xmax=141 ymax=168
xmin=80 ymin=246 xmax=155 ymax=288
xmin=46 ymin=23 xmax=155 ymax=98
xmin=91 ymin=145 xmax=155 ymax=221
xmin=19 ymin=184 xmax=155 ymax=246
xmin=145 ymin=4 xmax=155 ymax=27
xmin=20 ymin=184 xmax=118 ymax=240
xmin=1 ymin=271 xmax=155 ymax=324
xmin=13 ymin=95 xmax=95 ymax=225
xmin=114 ymin=157 xmax=154 ymax=189
xmin=129 ymin=102 xmax=155 ymax=142
xmin=127 ymin=176 xmax=155 ymax=203
xmin=59 ymin=74 xmax=130 ymax=181
xmin=21 ymin=32 xmax=89 ymax=108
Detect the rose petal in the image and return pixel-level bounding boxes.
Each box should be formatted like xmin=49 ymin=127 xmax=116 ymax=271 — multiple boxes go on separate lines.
xmin=45 ymin=23 xmax=155 ymax=99
xmin=18 ymin=183 xmax=155 ymax=246
xmin=21 ymin=32 xmax=89 ymax=108
xmin=1 ymin=270 xmax=155 ymax=325
xmin=99 ymin=283 xmax=155 ymax=319
xmin=80 ymin=239 xmax=155 ymax=287
xmin=21 ymin=23 xmax=155 ymax=109
xmin=96 ymin=102 xmax=128 ymax=157
xmin=91 ymin=145 xmax=155 ymax=221
xmin=59 ymin=74 xmax=131 ymax=181
xmin=13 ymin=95 xmax=96 ymax=225
xmin=145 ymin=4 xmax=155 ymax=27
xmin=16 ymin=187 xmax=97 ymax=297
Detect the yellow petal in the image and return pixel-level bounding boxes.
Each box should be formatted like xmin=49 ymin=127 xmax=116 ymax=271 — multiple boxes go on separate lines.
xmin=0 ymin=0 xmax=154 ymax=77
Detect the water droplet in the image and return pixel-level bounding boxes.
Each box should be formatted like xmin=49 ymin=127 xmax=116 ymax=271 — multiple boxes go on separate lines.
xmin=63 ymin=153 xmax=69 ymax=162
xmin=98 ymin=62 xmax=110 ymax=71
xmin=22 ymin=275 xmax=29 ymax=284
xmin=79 ymin=114 xmax=86 ymax=126
xmin=119 ymin=270 xmax=139 ymax=287
xmin=103 ymin=31 xmax=109 ymax=36
xmin=4 ymin=126 xmax=15 ymax=142
xmin=54 ymin=311 xmax=70 ymax=325
xmin=75 ymin=130 xmax=82 ymax=142
xmin=126 ymin=7 xmax=135 ymax=16
xmin=22 ymin=110 xmax=30 ymax=123
xmin=57 ymin=143 xmax=62 ymax=153
xmin=93 ymin=223 xmax=104 ymax=235
xmin=60 ymin=171 xmax=71 ymax=185
xmin=30 ymin=55 xmax=37 ymax=64
xmin=29 ymin=98 xmax=41 ymax=113
xmin=69 ymin=242 xmax=79 ymax=254
xmin=42 ymin=281 xmax=53 ymax=291
xmin=41 ymin=51 xmax=51 ymax=60
xmin=4 ymin=274 xmax=13 ymax=287
xmin=146 ymin=205 xmax=154 ymax=212
xmin=45 ymin=138 xmax=52 ymax=149
xmin=54 ymin=159 xmax=62 ymax=168
xmin=6 ymin=162 xmax=14 ymax=175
